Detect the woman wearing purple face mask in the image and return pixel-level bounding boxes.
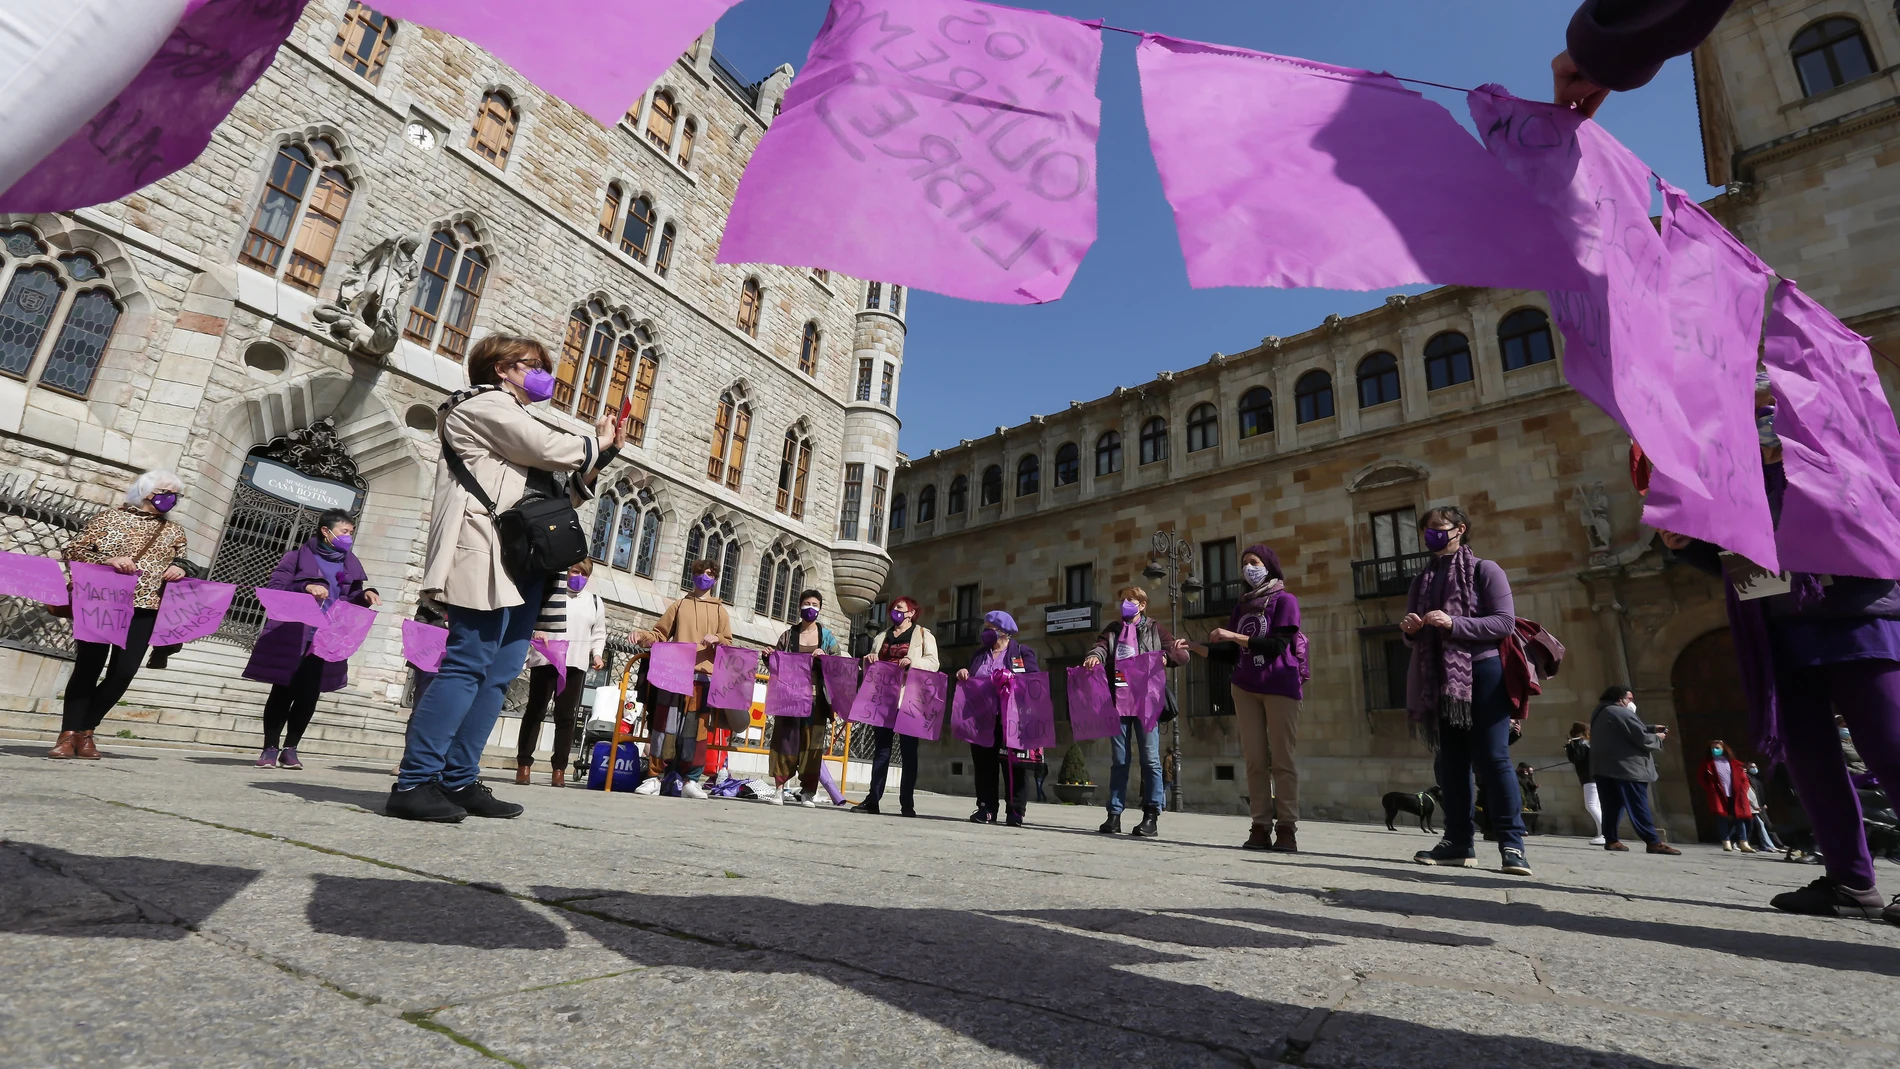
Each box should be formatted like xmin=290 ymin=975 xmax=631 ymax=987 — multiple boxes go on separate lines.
xmin=855 ymin=595 xmax=940 ymax=815
xmin=764 ymin=589 xmax=841 ymax=806
xmin=635 ymin=559 xmax=733 ymax=798
xmin=243 ymin=510 xmax=381 ymax=770
xmin=514 ymin=559 xmax=606 ymax=787
xmin=393 ymin=335 xmax=622 ymax=823
xmin=1085 ymin=586 xmax=1189 ymax=838
xmin=955 ymin=610 xmax=1042 ymax=826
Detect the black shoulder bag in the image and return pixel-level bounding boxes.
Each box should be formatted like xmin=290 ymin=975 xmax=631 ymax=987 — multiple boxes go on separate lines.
xmin=440 ymin=406 xmax=590 ymax=584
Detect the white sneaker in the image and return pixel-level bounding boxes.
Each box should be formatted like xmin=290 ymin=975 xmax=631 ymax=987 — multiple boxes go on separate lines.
xmin=682 ymin=780 xmax=709 ymax=800
xmin=1589 ymin=836 xmax=1607 ymax=846
xmin=633 ymin=777 xmax=661 ymax=796
xmin=764 ymin=785 xmax=784 ymax=805
xmin=800 ymin=795 xmax=817 ymax=808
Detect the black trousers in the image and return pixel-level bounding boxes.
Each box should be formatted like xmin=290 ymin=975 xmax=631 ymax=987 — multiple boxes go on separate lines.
xmin=262 ymin=654 xmax=326 ymax=749
xmin=62 ymin=608 xmax=158 ymax=732
xmin=864 ymin=727 xmax=918 ymax=808
xmin=518 ymin=663 xmax=585 ymax=771
xmin=971 ymin=744 xmax=1032 ymax=817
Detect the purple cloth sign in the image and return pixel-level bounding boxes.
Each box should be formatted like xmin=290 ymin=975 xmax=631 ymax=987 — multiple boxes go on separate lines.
xmin=1764 ymin=282 xmax=1900 ymax=579
xmin=149 ymin=578 xmax=236 ymax=647
xmin=401 ymin=619 xmax=449 ymax=674
xmin=819 ymin=654 xmax=861 ymax=713
xmin=1117 ymin=651 xmax=1168 ymax=734
xmin=530 ymin=638 xmax=571 ymax=694
xmin=254 ymin=586 xmax=329 ymax=628
xmin=847 ymin=660 xmax=904 ymax=729
xmin=1140 ymin=37 xmax=1584 ymax=294
xmin=950 ymin=675 xmax=999 ymax=746
xmin=1640 ymin=181 xmax=1778 ymax=570
xmin=894 ymin=669 xmax=949 ymax=741
xmin=311 ymin=601 xmax=376 ymax=663
xmin=0 ymin=552 xmax=71 ymax=606
xmin=647 ymin=642 xmax=698 ymax=695
xmin=1064 ymin=663 xmax=1120 ymax=742
xmin=0 ymin=0 xmax=306 ymax=212
xmin=67 ymin=562 xmax=138 ymax=648
xmin=721 ymin=0 xmax=1103 ymax=305
xmin=707 ymin=645 xmax=760 ymax=711
xmin=766 ymin=651 xmax=816 ymax=719
xmin=1004 ymin=672 xmax=1057 ymax=752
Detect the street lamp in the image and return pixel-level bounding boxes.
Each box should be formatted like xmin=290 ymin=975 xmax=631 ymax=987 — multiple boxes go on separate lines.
xmin=1145 ymin=529 xmax=1199 ymax=813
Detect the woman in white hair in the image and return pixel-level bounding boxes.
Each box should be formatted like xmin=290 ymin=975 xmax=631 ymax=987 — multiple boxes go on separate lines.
xmin=49 ymin=469 xmax=190 ymax=759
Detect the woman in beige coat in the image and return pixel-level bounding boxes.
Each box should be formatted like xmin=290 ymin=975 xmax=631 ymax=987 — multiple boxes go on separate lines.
xmin=851 ymin=596 xmax=940 ymax=816
xmin=390 ymin=334 xmax=623 ymax=823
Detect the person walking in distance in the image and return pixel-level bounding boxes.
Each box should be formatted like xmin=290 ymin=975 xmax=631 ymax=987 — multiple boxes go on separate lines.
xmin=764 ymin=589 xmax=840 ymax=807
xmin=854 ymin=596 xmax=940 ymax=816
xmin=516 ymin=560 xmax=605 ymax=787
xmin=636 ymin=559 xmax=733 ymax=798
xmin=243 ymin=510 xmax=381 ymax=769
xmin=1700 ymin=740 xmax=1758 ymax=852
xmin=1085 ymin=587 xmax=1188 ymax=839
xmin=1590 ymin=686 xmax=1681 ymax=856
xmin=1566 ymin=720 xmax=1606 ymax=844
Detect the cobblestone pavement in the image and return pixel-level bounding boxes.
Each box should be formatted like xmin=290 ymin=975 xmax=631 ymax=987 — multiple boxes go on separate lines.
xmin=3 ymin=741 xmax=1897 ymax=1068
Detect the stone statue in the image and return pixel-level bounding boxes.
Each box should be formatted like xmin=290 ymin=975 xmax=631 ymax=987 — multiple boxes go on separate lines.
xmin=1575 ymin=481 xmax=1613 ymax=556
xmin=312 ymin=234 xmax=421 ymax=358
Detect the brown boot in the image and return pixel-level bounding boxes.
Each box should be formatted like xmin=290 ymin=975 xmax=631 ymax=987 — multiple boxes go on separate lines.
xmin=74 ymin=731 xmax=101 ymax=760
xmin=550 ymin=767 xmax=566 ymax=789
xmin=47 ymin=731 xmax=79 ymax=759
xmin=1271 ymin=821 xmax=1299 ymax=853
xmin=515 ymin=765 xmax=532 ymax=786
xmin=1242 ymin=822 xmax=1273 ymax=851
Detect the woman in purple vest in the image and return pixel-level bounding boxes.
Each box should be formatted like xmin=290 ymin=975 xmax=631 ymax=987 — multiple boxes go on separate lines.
xmin=243 ymin=509 xmax=380 ymax=768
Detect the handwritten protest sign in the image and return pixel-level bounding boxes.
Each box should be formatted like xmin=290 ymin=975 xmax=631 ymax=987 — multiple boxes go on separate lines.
xmin=707 ymin=645 xmax=760 ymax=711
xmin=819 ymin=654 xmax=861 ymax=713
xmin=149 ymin=578 xmax=235 ymax=647
xmin=1116 ymin=651 xmax=1168 ymax=734
xmin=1004 ymin=672 xmax=1056 ymax=752
xmin=766 ymin=651 xmax=816 ymax=718
xmin=401 ymin=619 xmax=449 ymax=673
xmin=312 ymin=601 xmax=376 ymax=663
xmin=1064 ymin=662 xmax=1120 ymax=741
xmin=646 ymin=642 xmax=698 ymax=695
xmin=0 ymin=552 xmax=71 ymax=606
xmin=950 ymin=674 xmax=999 ymax=746
xmin=846 ymin=659 xmax=903 ymax=729
xmin=894 ymin=668 xmax=949 ymax=740
xmin=722 ymin=0 xmax=1104 ymax=304
xmin=68 ymin=561 xmax=138 ymax=647
xmin=254 ymin=586 xmax=330 ymax=628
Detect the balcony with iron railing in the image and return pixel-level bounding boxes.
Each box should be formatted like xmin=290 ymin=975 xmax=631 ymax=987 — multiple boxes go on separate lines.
xmin=942 ymin=618 xmax=982 ymax=647
xmin=1352 ymin=551 xmax=1433 ymax=599
xmin=1186 ymin=579 xmax=1246 ymax=619
xmin=710 ymin=49 xmax=762 ymax=109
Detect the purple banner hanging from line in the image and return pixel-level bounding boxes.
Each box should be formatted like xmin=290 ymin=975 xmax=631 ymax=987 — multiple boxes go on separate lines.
xmin=254 ymin=586 xmax=330 ymax=629
xmin=529 ymin=637 xmax=571 ymax=694
xmin=647 ymin=642 xmax=698 ymax=695
xmin=150 ymin=578 xmax=236 ymax=647
xmin=67 ymin=562 xmax=138 ymax=648
xmin=0 ymin=552 xmax=71 ymax=606
xmin=846 ymin=660 xmax=903 ymax=729
xmin=1004 ymin=672 xmax=1057 ymax=752
xmin=401 ymin=619 xmax=449 ymax=674
xmin=1139 ymin=37 xmax=1585 ymax=294
xmin=707 ymin=645 xmax=760 ymax=711
xmin=1065 ymin=663 xmax=1120 ymax=741
xmin=312 ymin=601 xmax=377 ymax=663
xmin=766 ymin=651 xmax=816 ymax=719
xmin=818 ymin=654 xmax=861 ymax=714
xmin=950 ymin=674 xmax=999 ymax=746
xmin=721 ymin=0 xmax=1104 ymax=305
xmin=1116 ymin=651 xmax=1168 ymax=734
xmin=894 ymin=668 xmax=949 ymax=741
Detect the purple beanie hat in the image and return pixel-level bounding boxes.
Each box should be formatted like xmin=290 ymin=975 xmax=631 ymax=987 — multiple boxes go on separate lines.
xmin=1243 ymin=544 xmax=1283 ymax=581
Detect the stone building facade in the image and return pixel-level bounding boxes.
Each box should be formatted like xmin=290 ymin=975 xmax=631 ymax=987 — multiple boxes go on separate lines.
xmin=0 ymin=1 xmax=905 ymax=758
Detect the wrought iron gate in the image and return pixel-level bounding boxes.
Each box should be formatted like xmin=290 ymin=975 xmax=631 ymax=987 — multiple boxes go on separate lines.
xmin=0 ymin=475 xmax=102 ymax=660
xmin=206 ymin=482 xmax=328 ymax=646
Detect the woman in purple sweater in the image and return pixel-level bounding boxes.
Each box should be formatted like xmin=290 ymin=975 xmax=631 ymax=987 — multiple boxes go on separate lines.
xmin=1403 ymin=506 xmax=1529 ymax=876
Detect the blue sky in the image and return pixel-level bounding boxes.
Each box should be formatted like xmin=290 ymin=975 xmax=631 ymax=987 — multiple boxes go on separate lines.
xmin=713 ymin=1 xmax=1718 ymax=456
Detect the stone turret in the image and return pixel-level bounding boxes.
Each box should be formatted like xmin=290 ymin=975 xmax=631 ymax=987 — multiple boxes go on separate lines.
xmin=830 ymin=280 xmax=906 ymax=614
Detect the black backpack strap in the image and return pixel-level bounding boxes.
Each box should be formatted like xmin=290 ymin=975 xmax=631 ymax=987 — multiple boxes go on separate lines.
xmin=439 ymin=390 xmax=500 ymax=518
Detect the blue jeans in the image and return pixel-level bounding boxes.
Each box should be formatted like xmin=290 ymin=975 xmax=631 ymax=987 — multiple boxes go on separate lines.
xmin=1433 ymin=656 xmax=1524 ymax=853
xmin=1597 ymin=775 xmax=1660 ymax=845
xmin=398 ymin=576 xmax=544 ymax=791
xmin=1108 ymin=717 xmax=1163 ymax=815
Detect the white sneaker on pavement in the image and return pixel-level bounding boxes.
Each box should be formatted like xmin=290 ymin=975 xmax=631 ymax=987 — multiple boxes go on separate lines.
xmin=1589 ymin=836 xmax=1607 ymax=846
xmin=682 ymin=779 xmax=709 ymax=800
xmin=800 ymin=795 xmax=817 ymax=808
xmin=634 ymin=778 xmax=661 ymax=796
xmin=764 ymin=784 xmax=784 ymax=805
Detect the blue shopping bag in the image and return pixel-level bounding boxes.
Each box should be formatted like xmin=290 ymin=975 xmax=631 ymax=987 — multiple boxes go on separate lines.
xmin=586 ymin=741 xmax=645 ymax=792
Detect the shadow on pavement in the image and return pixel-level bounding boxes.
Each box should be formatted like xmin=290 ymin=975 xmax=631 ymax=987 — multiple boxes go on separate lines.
xmin=305 ymin=875 xmax=567 ymax=950
xmin=998 ymin=907 xmax=1328 ymax=950
xmin=1176 ymin=905 xmax=1496 ymax=948
xmin=1244 ymin=860 xmax=1784 ymax=914
xmin=0 ymin=745 xmax=155 ymax=761
xmin=0 ymin=842 xmax=259 ymax=939
xmin=188 ymin=755 xmax=269 ymax=767
xmin=248 ymin=779 xmax=388 ymax=812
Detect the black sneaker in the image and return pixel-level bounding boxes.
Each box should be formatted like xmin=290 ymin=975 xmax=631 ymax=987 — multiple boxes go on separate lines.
xmin=1005 ymin=813 xmax=1025 ymax=828
xmin=442 ymin=781 xmax=524 ymax=819
xmin=900 ymin=807 xmax=917 ymax=818
xmin=850 ymin=801 xmax=880 ymax=815
xmin=968 ymin=807 xmax=996 ymax=824
xmin=1500 ymin=847 xmax=1533 ymax=876
xmin=386 ymin=782 xmax=467 ymax=823
xmin=1414 ymin=839 xmax=1475 ymax=867
xmin=1884 ymin=895 xmax=1900 ymax=928
xmin=1771 ymin=876 xmax=1883 ymax=918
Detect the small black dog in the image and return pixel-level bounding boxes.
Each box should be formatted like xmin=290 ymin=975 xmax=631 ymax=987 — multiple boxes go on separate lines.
xmin=1383 ymin=786 xmax=1442 ymax=833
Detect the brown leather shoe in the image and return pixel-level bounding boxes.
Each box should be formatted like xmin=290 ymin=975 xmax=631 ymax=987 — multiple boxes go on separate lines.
xmin=1646 ymin=842 xmax=1681 ymax=855
xmin=1271 ymin=821 xmax=1299 ymax=853
xmin=550 ymin=767 xmax=566 ymax=789
xmin=1604 ymin=841 xmax=1630 ymax=851
xmin=515 ymin=765 xmax=532 ymax=786
xmin=47 ymin=731 xmax=79 ymax=759
xmin=74 ymin=731 xmax=101 ymax=760
xmin=1242 ymin=823 xmax=1273 ymax=851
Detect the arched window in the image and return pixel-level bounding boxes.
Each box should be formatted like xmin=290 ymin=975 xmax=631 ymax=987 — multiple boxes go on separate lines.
xmin=0 ymin=234 xmax=123 ymax=399
xmin=1238 ymin=386 xmax=1273 ymax=438
xmin=562 ymin=301 xmax=629 ymax=421
xmin=776 ymin=429 xmax=812 ymax=518
xmin=754 ymin=547 xmax=800 ymax=620
xmin=680 ymin=515 xmax=737 ymax=597
xmin=597 ymin=183 xmax=622 ymax=239
xmin=625 ymin=340 xmax=660 ymax=446
xmin=891 ymin=493 xmax=908 ymax=532
xmin=1357 ymin=351 xmax=1400 ymax=408
xmin=720 ymin=540 xmax=741 ymax=603
xmin=331 ymin=3 xmax=395 ymax=83
xmin=654 ymin=224 xmax=676 ymax=278
xmin=1016 ymin=455 xmax=1040 ymax=497
xmin=635 ymin=507 xmax=661 ymax=577
xmin=708 ymin=390 xmax=751 ymax=489
xmin=1295 ymin=370 xmax=1335 ymax=423
xmin=1095 ymin=431 xmax=1123 ymax=476
xmin=917 ymin=484 xmax=938 ymax=523
xmin=947 ymin=474 xmax=969 ymax=514
xmin=469 ymin=90 xmax=518 ymax=167
xmin=980 ymin=465 xmax=1003 ymax=506
xmin=678 ymin=118 xmax=698 ymax=166
xmin=1792 ymin=18 xmax=1876 ymax=96
xmin=240 ymin=138 xmax=353 ymax=294
xmin=1186 ymin=402 xmax=1219 ymax=452
xmin=646 ymin=91 xmax=678 ymax=149
xmin=1424 ymin=331 xmax=1474 ymax=390
xmin=1139 ymin=417 xmax=1169 ymax=465
xmin=403 ymin=223 xmax=487 ymax=359
xmin=737 ymin=278 xmax=762 ymax=337
xmin=620 ymin=196 xmax=654 ymax=261
xmin=1499 ymin=308 xmax=1555 ymax=371
xmin=611 ymin=492 xmax=641 ymax=570
xmin=589 ymin=490 xmax=618 ymax=563
xmin=799 ymin=322 xmax=821 ymax=375
xmin=1053 ymin=442 xmax=1079 ymax=486
xmin=590 ymin=486 xmax=656 ymax=573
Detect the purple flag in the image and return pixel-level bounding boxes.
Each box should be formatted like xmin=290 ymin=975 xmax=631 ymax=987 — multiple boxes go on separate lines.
xmin=1138 ymin=37 xmax=1584 ymax=293
xmin=1640 ymin=181 xmax=1778 ymax=570
xmin=846 ymin=660 xmax=903 ymax=729
xmin=67 ymin=562 xmax=139 ymax=648
xmin=0 ymin=0 xmax=306 ymax=212
xmin=1064 ymin=663 xmax=1120 ymax=742
xmin=311 ymin=601 xmax=376 ymax=663
xmin=1004 ymin=671 xmax=1057 ymax=752
xmin=401 ymin=619 xmax=449 ymax=674
xmin=0 ymin=552 xmax=71 ymax=606
xmin=819 ymin=654 xmax=861 ymax=713
xmin=894 ymin=668 xmax=949 ymax=741
xmin=149 ymin=578 xmax=236 ymax=647
xmin=1764 ymin=282 xmax=1900 ymax=579
xmin=950 ymin=675 xmax=999 ymax=746
xmin=529 ymin=637 xmax=571 ymax=694
xmin=1116 ymin=651 xmax=1167 ymax=734
xmin=765 ymin=651 xmax=817 ymax=719
xmin=647 ymin=642 xmax=698 ymax=695
xmin=721 ymin=0 xmax=1103 ymax=304
xmin=708 ymin=645 xmax=760 ymax=711
xmin=254 ymin=586 xmax=330 ymax=629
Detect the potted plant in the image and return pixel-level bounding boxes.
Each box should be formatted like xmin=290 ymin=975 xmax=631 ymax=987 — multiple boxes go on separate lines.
xmin=1052 ymin=744 xmax=1095 ymax=805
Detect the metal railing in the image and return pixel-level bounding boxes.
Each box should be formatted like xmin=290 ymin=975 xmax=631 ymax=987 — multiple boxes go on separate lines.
xmin=942 ymin=618 xmax=982 ymax=646
xmin=710 ymin=49 xmax=762 ymax=109
xmin=1352 ymin=551 xmax=1432 ymax=599
xmin=1186 ymin=579 xmax=1246 ymax=619
xmin=0 ymin=475 xmax=100 ymax=660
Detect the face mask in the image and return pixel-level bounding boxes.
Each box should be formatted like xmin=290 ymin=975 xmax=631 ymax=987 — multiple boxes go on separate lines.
xmin=981 ymin=628 xmax=999 ymax=647
xmin=1120 ymin=600 xmax=1140 ymax=620
xmin=520 ymin=367 xmax=556 ymax=403
xmin=150 ymin=492 xmax=177 ymax=513
xmin=1625 ymin=701 xmax=1638 ymax=715
xmin=890 ymin=607 xmax=906 ymax=624
xmin=1242 ymin=563 xmax=1269 ymax=587
xmin=1422 ymin=527 xmax=1454 ymax=552
xmin=567 ymin=574 xmax=587 ymax=593
xmin=1711 ymin=747 xmax=1724 ymax=757
xmin=1746 ymin=767 xmax=1758 ymax=776
xmin=329 ymin=533 xmax=353 ymax=552
xmin=1840 ymin=727 xmax=1851 ymax=739
xmin=695 ymin=573 xmax=715 ymax=592
xmin=800 ymin=605 xmax=820 ymax=622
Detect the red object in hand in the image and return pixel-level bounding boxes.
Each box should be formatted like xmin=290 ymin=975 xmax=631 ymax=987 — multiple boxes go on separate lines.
xmin=1629 ymin=441 xmax=1652 ymax=497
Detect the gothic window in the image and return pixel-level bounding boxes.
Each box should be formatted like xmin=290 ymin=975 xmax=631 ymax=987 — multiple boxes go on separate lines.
xmin=799 ymin=323 xmax=820 ymax=375
xmin=720 ymin=540 xmax=741 ymax=603
xmin=839 ymin=464 xmax=864 ymax=539
xmin=708 ymin=390 xmax=751 ymax=489
xmin=331 ymin=3 xmax=395 ymax=83
xmin=1238 ymin=386 xmax=1274 ymax=438
xmin=891 ymin=493 xmax=907 ymax=532
xmin=947 ymin=474 xmax=969 ymax=514
xmin=856 ymin=358 xmax=873 ymax=401
xmin=626 ymin=343 xmax=660 ymax=446
xmin=1499 ymin=308 xmax=1555 ymax=372
xmin=866 ymin=281 xmax=882 ymax=310
xmin=580 ymin=304 xmax=631 ymax=421
xmin=980 ymin=465 xmax=1003 ymax=506
xmin=1139 ymin=417 xmax=1169 ymax=465
xmin=1186 ymin=402 xmax=1219 ymax=452
xmin=680 ymin=514 xmax=737 ymax=597
xmin=1295 ymin=370 xmax=1335 ymax=423
xmin=1053 ymin=442 xmax=1079 ymax=486
xmin=597 ymin=183 xmax=623 ymax=239
xmin=240 ymin=139 xmax=353 ymax=294
xmin=678 ymin=118 xmax=698 ymax=166
xmin=916 ymin=484 xmax=937 ymax=522
xmin=890 ymin=285 xmax=904 ymax=316
xmin=621 ymin=196 xmax=655 ymax=261
xmin=589 ymin=489 xmax=617 ymax=564
xmin=1424 ymin=331 xmax=1474 ymax=390
xmin=1016 ymin=454 xmax=1040 ymax=497
xmin=880 ymin=363 xmax=894 ymax=405
xmin=776 ymin=429 xmax=812 ymax=518
xmin=737 ymin=279 xmax=764 ymax=337
xmin=556 ymin=302 xmax=649 ymax=421
xmin=612 ymin=495 xmax=642 ymax=569
xmin=1357 ymin=351 xmax=1401 ymax=408
xmin=654 ymin=224 xmax=675 ymax=278
xmin=646 ymin=91 xmax=678 ymax=150
xmin=868 ymin=467 xmax=889 ymax=545
xmin=635 ymin=507 xmax=661 ymax=577
xmin=469 ymin=90 xmax=518 ymax=167
xmin=1792 ymin=18 xmax=1876 ymax=96
xmin=0 ymin=233 xmax=123 ymax=399
xmin=403 ymin=223 xmax=487 ymax=359
xmin=1095 ymin=430 xmax=1122 ymax=476
xmin=598 ymin=487 xmax=658 ymax=573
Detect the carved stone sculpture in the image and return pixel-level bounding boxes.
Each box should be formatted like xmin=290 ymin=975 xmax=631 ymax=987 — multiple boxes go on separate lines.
xmin=312 ymin=234 xmax=422 ymax=358
xmin=1575 ymin=481 xmax=1614 ymax=558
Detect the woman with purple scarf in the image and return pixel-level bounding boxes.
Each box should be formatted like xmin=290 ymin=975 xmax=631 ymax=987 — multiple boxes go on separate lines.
xmin=1404 ymin=506 xmax=1531 ymax=877
xmin=954 ymin=610 xmax=1041 ymax=827
xmin=242 ymin=510 xmax=380 ymax=769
